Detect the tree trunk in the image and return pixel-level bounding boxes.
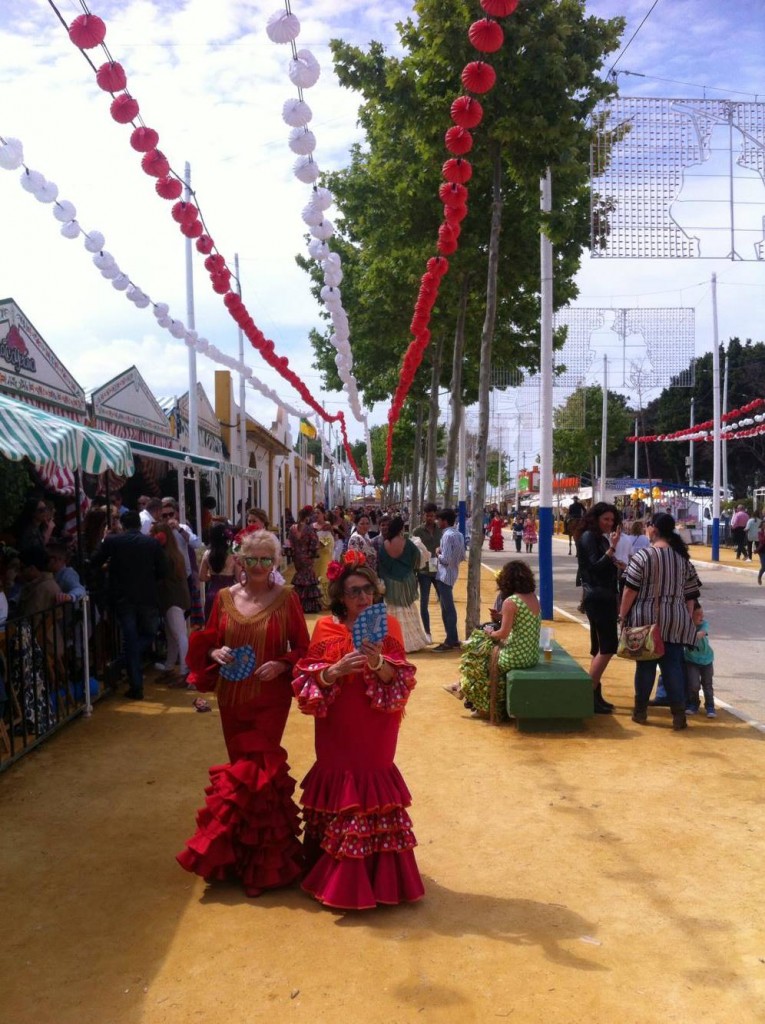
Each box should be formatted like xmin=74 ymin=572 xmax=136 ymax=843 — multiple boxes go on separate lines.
xmin=443 ymin=272 xmax=470 ymax=507
xmin=466 ymin=143 xmax=503 ymax=633
xmin=426 ymin=334 xmax=443 ymax=503
xmin=410 ymin=402 xmax=424 ymax=527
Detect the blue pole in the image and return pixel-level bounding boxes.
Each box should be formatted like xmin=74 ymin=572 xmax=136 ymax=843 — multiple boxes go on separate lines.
xmin=539 ymin=505 xmax=553 ymax=619
xmin=712 ymin=517 xmax=720 ymax=560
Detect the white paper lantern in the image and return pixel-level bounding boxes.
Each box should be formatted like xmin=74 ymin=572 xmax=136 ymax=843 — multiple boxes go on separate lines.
xmin=282 ymin=98 xmax=312 ymax=127
xmin=307 ymin=238 xmax=329 ymax=260
xmin=157 ymin=315 xmax=172 ymax=328
xmin=84 ymin=231 xmax=106 ymax=253
xmin=20 ymin=169 xmax=44 ymax=194
xmin=196 ymin=339 xmax=209 ymax=354
xmin=288 ymin=50 xmax=320 ymax=89
xmin=310 ymin=219 xmax=334 ymax=240
xmin=323 ymin=251 xmax=342 ymax=269
xmin=34 ymin=179 xmax=58 ymax=203
xmin=323 ymin=268 xmax=343 ymax=287
xmin=112 ymin=273 xmax=130 ymax=290
xmin=266 ymin=10 xmax=300 ymax=43
xmin=301 ymin=202 xmax=324 ymax=227
xmin=100 ymin=265 xmax=120 ymax=280
xmin=294 ymin=156 xmax=320 ymax=183
xmin=169 ymin=320 xmax=186 ymax=338
xmin=53 ymin=200 xmax=76 ymax=222
xmin=93 ymin=250 xmax=115 ymax=270
xmin=311 ymin=186 xmax=333 ymax=210
xmin=0 ymin=138 xmax=24 ymax=170
xmin=288 ymin=127 xmax=316 ymax=156
xmin=60 ymin=220 xmax=81 ymax=239
xmin=154 ymin=302 xmax=170 ymax=318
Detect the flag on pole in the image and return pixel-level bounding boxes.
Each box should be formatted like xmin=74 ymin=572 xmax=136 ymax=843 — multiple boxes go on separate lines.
xmin=299 ymin=418 xmax=317 ymax=439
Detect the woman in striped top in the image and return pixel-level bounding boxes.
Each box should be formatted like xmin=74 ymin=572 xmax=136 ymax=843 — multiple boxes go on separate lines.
xmin=619 ymin=513 xmax=702 ymax=731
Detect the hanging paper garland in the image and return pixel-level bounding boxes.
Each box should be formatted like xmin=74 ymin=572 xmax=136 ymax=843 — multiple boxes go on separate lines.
xmin=383 ymin=0 xmax=519 ymax=482
xmin=0 ymin=133 xmax=312 ymax=423
xmin=626 ymin=399 xmax=765 ymax=443
xmin=265 ymin=1 xmax=374 ymax=482
xmin=59 ymin=5 xmax=366 ymax=483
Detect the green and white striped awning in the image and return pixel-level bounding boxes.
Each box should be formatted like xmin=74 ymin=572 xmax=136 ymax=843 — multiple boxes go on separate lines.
xmin=0 ymin=392 xmax=135 ymax=476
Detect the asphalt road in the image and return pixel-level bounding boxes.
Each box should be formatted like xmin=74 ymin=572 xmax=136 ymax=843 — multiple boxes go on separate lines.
xmin=478 ymin=535 xmax=765 ymax=729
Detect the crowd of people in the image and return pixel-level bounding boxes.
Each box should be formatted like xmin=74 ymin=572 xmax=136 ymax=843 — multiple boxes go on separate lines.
xmin=3 ymin=485 xmax=758 ymax=912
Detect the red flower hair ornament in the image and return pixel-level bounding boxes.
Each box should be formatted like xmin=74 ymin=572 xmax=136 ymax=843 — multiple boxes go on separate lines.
xmin=231 ymin=524 xmax=261 ymax=553
xmin=326 ymin=549 xmax=367 ymax=581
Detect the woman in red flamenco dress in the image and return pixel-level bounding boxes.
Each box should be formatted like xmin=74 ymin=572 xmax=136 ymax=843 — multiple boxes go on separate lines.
xmin=292 ymin=551 xmax=424 ymax=911
xmin=488 ymin=512 xmax=505 ymax=551
xmin=177 ymin=528 xmax=310 ymax=897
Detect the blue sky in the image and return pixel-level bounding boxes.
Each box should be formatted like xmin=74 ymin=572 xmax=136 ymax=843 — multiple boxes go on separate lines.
xmin=0 ymin=1 xmax=762 ymax=452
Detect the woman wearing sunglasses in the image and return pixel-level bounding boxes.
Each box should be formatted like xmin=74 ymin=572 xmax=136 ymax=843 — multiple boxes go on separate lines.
xmin=292 ymin=551 xmax=424 ymax=910
xmin=177 ymin=526 xmax=310 ymax=897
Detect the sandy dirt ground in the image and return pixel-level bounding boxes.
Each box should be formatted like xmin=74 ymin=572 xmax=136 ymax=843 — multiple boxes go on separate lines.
xmin=1 ymin=561 xmax=763 ymax=1024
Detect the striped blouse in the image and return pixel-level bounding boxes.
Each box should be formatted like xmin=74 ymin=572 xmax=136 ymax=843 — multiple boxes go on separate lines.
xmin=622 ymin=545 xmax=702 ymax=646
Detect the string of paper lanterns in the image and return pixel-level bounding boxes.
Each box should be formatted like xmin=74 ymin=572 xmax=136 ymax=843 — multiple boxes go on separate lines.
xmin=0 ymin=133 xmax=309 ymax=422
xmin=627 ymin=399 xmax=765 ymax=443
xmin=62 ymin=3 xmax=366 ymax=482
xmin=383 ymin=0 xmax=519 ymax=482
xmin=265 ymin=3 xmax=375 ymax=484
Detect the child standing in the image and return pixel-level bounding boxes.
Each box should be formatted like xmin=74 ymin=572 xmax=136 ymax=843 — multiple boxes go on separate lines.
xmin=684 ymin=602 xmax=716 ymax=718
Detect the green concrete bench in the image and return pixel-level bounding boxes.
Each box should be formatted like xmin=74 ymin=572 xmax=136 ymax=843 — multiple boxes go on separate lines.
xmin=505 ymin=640 xmax=594 ymax=731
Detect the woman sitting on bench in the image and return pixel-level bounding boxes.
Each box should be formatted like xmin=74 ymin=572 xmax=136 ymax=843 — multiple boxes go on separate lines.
xmin=456 ymin=561 xmax=541 ymax=720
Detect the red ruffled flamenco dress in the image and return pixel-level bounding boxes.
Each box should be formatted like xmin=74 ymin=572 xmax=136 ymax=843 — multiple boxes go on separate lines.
xmin=488 ymin=516 xmax=505 ymax=551
xmin=177 ymin=587 xmax=310 ymax=897
xmin=292 ymin=615 xmax=425 ymax=910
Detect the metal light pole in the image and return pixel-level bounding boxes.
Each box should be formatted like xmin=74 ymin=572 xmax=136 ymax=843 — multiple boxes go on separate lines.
xmin=711 ymin=274 xmax=721 ymax=560
xmin=235 ymin=254 xmax=247 ymax=527
xmin=600 ymin=355 xmax=608 ymax=502
xmin=538 ymin=169 xmax=554 ymax=619
xmin=689 ymin=397 xmax=695 ymax=487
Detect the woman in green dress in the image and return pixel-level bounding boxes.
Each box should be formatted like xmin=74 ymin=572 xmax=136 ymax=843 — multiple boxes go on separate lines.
xmin=459 ymin=561 xmax=541 ymax=720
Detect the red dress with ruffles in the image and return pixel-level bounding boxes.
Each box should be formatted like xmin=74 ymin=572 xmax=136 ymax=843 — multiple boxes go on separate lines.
xmin=292 ymin=615 xmax=424 ymax=910
xmin=488 ymin=516 xmax=505 ymax=551
xmin=177 ymin=586 xmax=310 ymax=897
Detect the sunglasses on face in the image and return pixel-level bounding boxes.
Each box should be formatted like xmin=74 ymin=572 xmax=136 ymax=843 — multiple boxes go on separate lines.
xmin=241 ymin=555 xmax=274 ymax=568
xmin=344 ymin=584 xmax=375 ymax=599
xmin=161 ymin=512 xmax=174 ymax=519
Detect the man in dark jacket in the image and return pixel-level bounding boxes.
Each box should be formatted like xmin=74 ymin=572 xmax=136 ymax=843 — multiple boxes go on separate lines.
xmin=91 ymin=510 xmax=166 ymax=700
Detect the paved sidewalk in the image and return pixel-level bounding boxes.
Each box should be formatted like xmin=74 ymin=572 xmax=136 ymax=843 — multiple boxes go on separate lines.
xmin=1 ymin=564 xmax=763 ymax=1024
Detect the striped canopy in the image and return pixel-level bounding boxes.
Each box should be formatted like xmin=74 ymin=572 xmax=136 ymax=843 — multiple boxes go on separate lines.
xmin=0 ymin=393 xmax=135 ymax=477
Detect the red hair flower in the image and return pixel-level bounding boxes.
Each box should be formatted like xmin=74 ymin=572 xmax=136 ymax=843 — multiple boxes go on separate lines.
xmin=231 ymin=524 xmax=261 ymax=552
xmin=326 ymin=560 xmax=344 ymax=582
xmin=342 ymin=549 xmax=367 ymax=569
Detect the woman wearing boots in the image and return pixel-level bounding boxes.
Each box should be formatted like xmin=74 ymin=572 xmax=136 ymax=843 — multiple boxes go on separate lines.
xmin=619 ymin=513 xmax=702 ymax=730
xmin=573 ymin=502 xmax=622 ymax=714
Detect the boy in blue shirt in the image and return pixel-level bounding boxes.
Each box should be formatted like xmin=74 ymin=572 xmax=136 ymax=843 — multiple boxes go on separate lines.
xmin=685 ymin=602 xmax=715 ymax=718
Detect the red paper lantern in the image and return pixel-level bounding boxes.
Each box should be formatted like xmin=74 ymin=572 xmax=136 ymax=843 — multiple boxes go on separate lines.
xmin=181 ymin=220 xmax=203 ymax=238
xmin=437 ymin=235 xmax=458 ymax=255
xmin=442 ymin=157 xmax=473 ymax=184
xmin=224 ymin=292 xmax=241 ymax=310
xmin=171 ymin=201 xmax=198 ymax=224
xmin=211 ymin=274 xmax=230 ymax=295
xmin=481 ymin=0 xmax=519 ymax=15
xmin=110 ymin=94 xmax=139 ymax=124
xmin=451 ymin=95 xmax=484 ymax=129
xmin=205 ymin=254 xmax=226 ymax=273
xmin=155 ymin=176 xmax=182 ymax=200
xmin=439 ymin=182 xmax=468 ymax=208
xmin=427 ymin=257 xmax=449 ymax=277
xmin=96 ymin=62 xmax=127 ymax=93
xmin=468 ymin=18 xmax=504 ymax=53
xmin=445 ymin=126 xmax=473 ymax=155
xmin=461 ymin=61 xmax=497 ymax=94
xmin=130 ymin=126 xmax=160 ymax=152
xmin=141 ymin=149 xmax=170 ymax=178
xmin=69 ymin=14 xmax=107 ymax=49
xmin=445 ymin=203 xmax=468 ymax=224
xmin=196 ymin=234 xmax=214 ymax=254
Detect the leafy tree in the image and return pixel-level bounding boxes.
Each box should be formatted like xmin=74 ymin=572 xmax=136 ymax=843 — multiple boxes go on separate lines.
xmin=0 ymin=456 xmax=31 ymax=533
